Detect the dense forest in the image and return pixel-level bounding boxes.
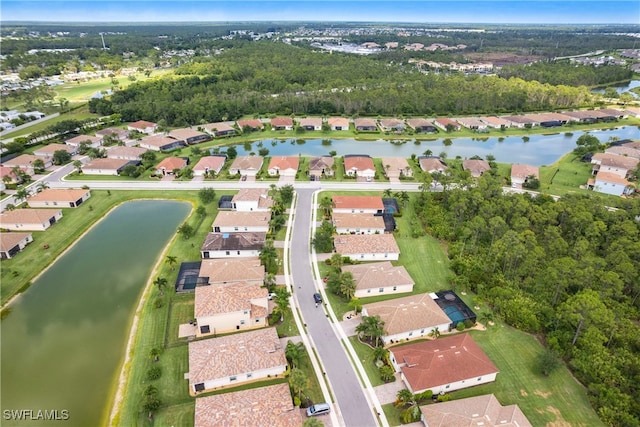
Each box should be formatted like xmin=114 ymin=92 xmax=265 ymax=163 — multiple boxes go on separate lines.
xmin=412 ymin=176 xmax=640 ymax=426
xmin=499 ymin=61 xmax=634 ymax=87
xmin=89 ymin=42 xmax=593 ymax=125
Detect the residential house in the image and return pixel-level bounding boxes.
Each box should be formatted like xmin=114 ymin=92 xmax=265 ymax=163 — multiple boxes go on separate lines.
xmin=389 ymin=333 xmax=499 ymax=394
xmin=82 ymin=158 xmax=134 ymax=175
xmin=590 ymin=109 xmax=620 ymax=122
xmin=0 ymin=209 xmax=62 ymax=231
xmin=231 ymin=188 xmax=273 ymax=212
xmin=187 ymin=328 xmax=287 ymax=393
xmin=362 ymin=293 xmax=450 ymax=344
xmin=33 ymin=143 xmax=78 ymax=158
xmin=2 ymin=154 xmax=52 ymax=174
xmin=343 ymin=155 xmax=375 ymax=178
xmin=433 ymin=118 xmax=460 ymax=131
xmin=463 ymin=159 xmax=491 ymax=177
xmin=0 ymin=232 xmax=34 ymax=259
xmin=606 ymin=145 xmax=640 ymax=159
xmin=198 ymin=257 xmax=265 ymax=286
xmin=194 ymin=281 xmax=269 ymax=336
xmin=309 ymin=156 xmax=335 ymax=180
xmin=194 ymin=383 xmax=302 ymax=427
xmin=418 ymin=157 xmax=448 ymax=174
xmin=419 ymin=394 xmax=533 ymax=427
xmin=525 ymin=113 xmax=570 ymax=127
xmin=332 ymin=195 xmax=384 ymax=214
xmin=155 ymin=157 xmax=187 ymax=175
xmin=201 ymin=122 xmax=237 ymax=137
xmin=344 ymin=261 xmax=414 ymax=298
xmin=298 ymin=117 xmax=323 ymax=131
xmin=354 ymin=118 xmax=378 ymax=132
xmin=456 ymin=117 xmax=487 ymax=131
xmin=193 ymin=155 xmax=226 ymax=177
xmin=267 ymin=156 xmax=299 ymax=177
xmin=106 ymin=146 xmax=148 ymax=161
xmin=588 ymin=172 xmax=634 ymax=196
xmin=139 ymin=134 xmax=185 ymax=151
xmin=229 ymin=156 xmax=264 ymax=177
xmin=332 ymin=213 xmax=386 ymax=235
xmin=406 ymin=118 xmax=437 ymax=133
xmin=334 ymin=233 xmax=400 ymax=261
xmin=562 ymin=110 xmax=600 ymax=123
xmin=200 ymin=232 xmax=266 ymax=259
xmin=127 ymin=120 xmax=157 ymax=134
xmin=0 ymin=166 xmax=26 ymax=184
xmin=28 ymin=188 xmax=90 ymax=208
xmin=378 ymin=118 xmax=405 ymax=133
xmin=381 ymin=157 xmax=412 ymax=179
xmin=624 ymin=107 xmax=640 ymax=118
xmin=510 ymin=164 xmax=539 ymax=188
xmin=169 ymin=128 xmax=211 ymax=145
xmin=95 ymin=127 xmax=129 ymax=142
xmin=479 ymin=116 xmax=511 ymax=129
xmin=236 ymin=119 xmax=264 ymax=131
xmin=591 ymin=153 xmax=638 ymax=179
xmin=212 ymin=211 xmax=271 ymax=233
xmin=65 ymin=135 xmax=103 ymax=148
xmin=502 ymin=115 xmax=537 ymax=128
xmin=270 ymin=117 xmax=294 ymax=131
xmin=327 ymin=117 xmax=350 ymax=131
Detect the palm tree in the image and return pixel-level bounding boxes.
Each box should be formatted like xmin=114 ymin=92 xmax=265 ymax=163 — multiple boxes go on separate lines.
xmin=35 ymin=181 xmax=49 ymax=193
xmin=153 ymin=277 xmax=167 ymax=296
xmin=372 ymin=346 xmax=388 ymax=363
xmin=383 ymin=188 xmax=392 ymax=198
xmin=264 ymin=273 xmax=276 ymax=292
xmin=355 ymin=315 xmax=385 ymax=347
xmin=165 ymin=255 xmax=177 ymax=271
xmin=319 ymin=196 xmax=333 ymax=219
xmin=259 ymin=240 xmax=278 ymax=275
xmin=396 ymin=389 xmax=420 ymax=423
xmin=288 ymin=368 xmax=309 ymax=401
xmin=73 ymin=160 xmax=83 ymax=172
xmin=399 ymin=191 xmax=409 ymax=207
xmin=273 ymin=287 xmax=291 ymax=322
xmin=329 ymin=253 xmax=344 ymax=271
xmin=428 ymin=326 xmax=441 ymax=339
xmin=14 ymin=188 xmax=30 ymax=204
xmin=285 ymin=340 xmax=305 ymax=368
xmin=340 ymin=271 xmax=356 ymax=300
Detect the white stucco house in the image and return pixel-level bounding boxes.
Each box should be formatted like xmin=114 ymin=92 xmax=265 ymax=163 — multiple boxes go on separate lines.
xmin=211 ymin=211 xmax=271 ymax=233
xmin=200 ymin=232 xmax=266 ymax=259
xmin=333 ymin=234 xmax=400 ymax=261
xmin=332 ymin=212 xmax=386 ymax=235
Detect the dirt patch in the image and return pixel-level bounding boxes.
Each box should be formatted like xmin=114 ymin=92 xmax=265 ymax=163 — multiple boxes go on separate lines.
xmin=464 ymin=52 xmax=544 ymax=67
xmin=520 ymin=389 xmax=528 ymax=397
xmin=535 ymin=390 xmax=552 ymax=398
xmin=545 ymin=406 xmax=572 ymax=427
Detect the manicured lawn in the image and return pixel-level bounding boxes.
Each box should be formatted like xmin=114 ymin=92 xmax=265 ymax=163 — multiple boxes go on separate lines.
xmin=2 ymin=106 xmax=98 ymax=139
xmin=539 ymin=153 xmax=594 ymax=195
xmin=348 ymin=336 xmax=386 ymax=387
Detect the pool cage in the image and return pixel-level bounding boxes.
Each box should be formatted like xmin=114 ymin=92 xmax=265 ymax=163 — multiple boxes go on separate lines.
xmin=433 ymin=290 xmax=477 ymax=330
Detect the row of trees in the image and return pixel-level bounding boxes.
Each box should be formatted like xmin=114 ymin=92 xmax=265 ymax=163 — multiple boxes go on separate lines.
xmin=498 ymin=61 xmax=634 ymax=88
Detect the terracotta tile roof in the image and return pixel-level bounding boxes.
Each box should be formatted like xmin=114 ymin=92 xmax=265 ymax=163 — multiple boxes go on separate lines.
xmin=193 ymin=156 xmax=226 ymax=172
xmin=510 ymin=164 xmax=539 ymax=180
xmin=95 ymin=127 xmax=129 ymax=139
xmin=0 ymin=166 xmax=23 ymax=181
xmin=595 ymin=171 xmax=631 ymax=186
xmin=201 ymin=232 xmax=266 ymax=252
xmin=232 ymin=188 xmax=274 ymax=208
xmin=271 ymin=117 xmax=294 ymax=127
xmin=327 ymin=117 xmax=350 ymax=127
xmin=406 ymin=118 xmax=435 ymax=129
xmin=479 ymin=116 xmax=512 ymax=127
xmin=334 ymin=234 xmax=400 ymax=256
xmin=3 ymin=154 xmax=48 ymax=167
xmin=462 ymin=159 xmax=491 ymax=177
xmin=156 ymin=157 xmax=187 ymax=170
xmin=212 ymin=211 xmax=271 ymax=228
xmin=502 ymin=115 xmax=537 ymax=125
xmin=419 ymin=394 xmax=532 ymax=427
xmin=1 ymin=209 xmax=61 ymax=224
xmin=128 ymin=120 xmax=156 ymax=130
xmin=353 ymin=118 xmax=377 ymax=128
xmin=169 ymin=128 xmax=208 ymax=140
xmin=434 ymin=118 xmax=459 ymax=128
xmin=381 ymin=157 xmax=410 ymax=175
xmin=299 ymin=117 xmax=323 ymax=127
xmin=332 ymin=195 xmax=383 ymax=210
xmin=229 ymin=156 xmax=263 ymax=172
xmin=606 ymin=145 xmax=640 ymax=159
xmin=237 ymin=119 xmax=264 ymax=129
xmin=268 ymin=156 xmax=300 ymax=172
xmin=379 ymin=118 xmax=404 ymax=128
xmin=343 ymin=261 xmax=414 ymax=292
xmin=364 ymin=293 xmax=449 ymax=335
xmin=34 ymin=143 xmax=76 ymax=155
xmin=194 ymin=383 xmax=302 ymax=427
xmin=188 ymin=328 xmax=286 ymax=386
xmin=456 ymin=117 xmax=486 ymax=128
xmin=0 ymin=232 xmax=32 ymax=252
xmin=195 ymin=281 xmax=267 ymax=318
xmin=198 ymin=258 xmax=265 ymax=284
xmin=83 ymin=158 xmax=131 ymax=171
xmin=390 ymin=333 xmax=499 ymax=393
xmin=28 ymin=189 xmax=89 ymax=203
xmin=419 ymin=157 xmax=448 ymax=173
xmin=106 ymin=146 xmax=148 ymax=159
xmin=592 ymin=153 xmax=639 ymax=170
xmin=344 ymin=155 xmax=375 ymax=172
xmin=140 ymin=134 xmax=181 ymax=149
xmin=332 ymin=213 xmax=385 ymax=230
xmin=65 ymin=135 xmax=102 ymax=145
xmin=201 ymin=122 xmax=236 ymax=133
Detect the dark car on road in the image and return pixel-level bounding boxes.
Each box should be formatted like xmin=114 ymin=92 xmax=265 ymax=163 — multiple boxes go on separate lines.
xmin=313 ymin=293 xmax=322 ymax=304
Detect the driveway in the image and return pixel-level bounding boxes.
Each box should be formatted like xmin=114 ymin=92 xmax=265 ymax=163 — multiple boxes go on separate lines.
xmin=373 ymin=373 xmax=406 ymax=404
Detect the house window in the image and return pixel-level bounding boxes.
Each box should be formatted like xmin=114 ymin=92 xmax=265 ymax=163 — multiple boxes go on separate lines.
xmin=379 ymin=288 xmax=384 ymax=293
xmin=421 ymin=329 xmax=425 ymax=334
xmin=226 ymin=251 xmax=230 ymax=256
xmin=247 ymin=373 xmax=253 ymax=378
xmin=446 ymin=385 xmax=450 ymax=389
xmin=230 ymin=376 xmax=237 ymax=381
xmin=393 ymin=286 xmax=397 ymax=291
xmin=243 ymin=311 xmax=249 ymax=315
xmin=477 ymin=377 xmax=482 ymax=381
xmin=244 ymin=227 xmax=248 ymax=231
xmin=367 ymin=289 xmax=371 ymax=294
xmin=360 ymin=254 xmax=365 ymax=259
xmin=256 ymin=318 xmax=260 ymax=323
xmin=203 ymin=252 xmax=210 ymax=259
xmin=409 ymin=332 xmax=413 ymax=336
xmin=237 ymin=251 xmax=241 ymax=255
xmin=200 ymin=325 xmax=210 ymax=334
xmin=240 ymin=320 xmax=245 ymax=325
xmin=194 ymin=383 xmax=205 ymax=392
xmin=53 ymin=202 xmax=57 ymax=206
xmin=384 ymin=253 xmax=388 ymax=258
xmin=234 ymin=227 xmax=239 ymax=231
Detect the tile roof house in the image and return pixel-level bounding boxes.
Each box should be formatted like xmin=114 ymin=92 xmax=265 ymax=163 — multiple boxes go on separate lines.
xmin=462 ymin=159 xmax=491 ymax=178
xmin=419 ymin=394 xmax=532 ymax=427
xmin=418 ymin=157 xmax=448 ymax=174
xmin=510 ymin=164 xmax=539 ymax=188
xmin=332 ymin=195 xmax=384 ymax=214
xmin=344 ymin=261 xmax=414 ymax=298
xmin=382 ymin=157 xmax=412 ymax=178
xmin=299 ymin=117 xmax=323 ymax=131
xmin=0 ymin=232 xmax=34 ymax=259
xmin=193 ymin=155 xmax=226 ymax=177
xmin=456 ymin=117 xmax=487 ymax=131
xmin=270 ymin=117 xmax=294 ymax=131
xmin=229 ymin=156 xmax=264 ymax=177
xmin=2 ymin=154 xmax=52 ymax=174
xmin=344 ymin=155 xmax=375 ymax=178
xmin=267 ymin=156 xmax=300 ymax=177
xmin=169 ymin=128 xmax=211 ymax=145
xmin=65 ymin=134 xmax=103 ymax=148
xmin=212 ymin=211 xmax=271 ymax=233
xmin=0 ymin=209 xmax=63 ymax=231
xmin=606 ymin=145 xmax=640 ymax=159
xmin=624 ymin=107 xmax=640 ymax=118
xmin=28 ymin=189 xmax=90 ymax=208
xmin=588 ymin=172 xmax=634 ymax=197
xmin=0 ymin=166 xmax=26 ymax=184
xmin=198 ymin=257 xmax=265 ymax=286
xmin=362 ymin=293 xmax=450 ymax=344
xmin=200 ymin=232 xmax=266 ymax=259
xmin=237 ymin=119 xmax=264 ymax=131
xmin=194 ymin=383 xmax=302 ymax=427
xmin=354 ymin=118 xmax=378 ymax=132
xmin=155 ymin=157 xmax=187 ymax=175
xmin=33 ymin=143 xmax=78 ymax=158
xmin=334 ymin=233 xmax=400 ymax=261
xmin=591 ymin=153 xmax=639 ymax=178
xmin=332 ymin=212 xmax=386 ymax=235
xmin=378 ymin=118 xmax=406 ymax=132
xmin=187 ymin=327 xmax=287 ymax=393
xmin=327 ymin=117 xmax=350 ymax=131
xmin=201 ymin=122 xmax=237 ymax=137
xmin=82 ymin=158 xmax=134 ymax=175
xmin=139 ymin=134 xmax=185 ymax=152
xmin=231 ymin=188 xmax=273 ymax=212
xmin=194 ymin=281 xmax=269 ymax=336
xmin=406 ymin=118 xmax=437 ymax=133
xmin=127 ymin=120 xmax=157 ymax=134
xmin=501 ymin=115 xmax=537 ymax=128
xmin=433 ymin=118 xmax=460 ymax=131
xmin=95 ymin=127 xmax=129 ymax=141
xmin=479 ymin=116 xmax=512 ymax=129
xmin=106 ymin=146 xmax=148 ymax=161
xmin=309 ymin=156 xmax=335 ymax=179
xmin=389 ymin=333 xmax=499 ymax=394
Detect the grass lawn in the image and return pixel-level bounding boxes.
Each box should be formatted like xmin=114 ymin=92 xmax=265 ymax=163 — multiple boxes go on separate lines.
xmin=2 ymin=106 xmax=99 ymax=139
xmin=539 ymin=153 xmax=594 ymax=195
xmin=348 ymin=336 xmax=386 ymax=387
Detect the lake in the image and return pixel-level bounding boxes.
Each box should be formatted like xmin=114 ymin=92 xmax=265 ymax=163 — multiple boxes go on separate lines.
xmin=0 ymin=200 xmax=190 ymax=426
xmin=592 ymin=79 xmax=640 ymax=98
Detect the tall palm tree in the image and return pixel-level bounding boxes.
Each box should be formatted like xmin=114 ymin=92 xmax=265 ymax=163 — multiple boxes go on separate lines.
xmin=383 ymin=188 xmax=392 ymax=198
xmin=273 ymin=287 xmax=291 ymax=322
xmin=259 ymin=240 xmax=278 ymax=275
xmin=153 ymin=277 xmax=167 ymax=296
xmin=285 ymin=340 xmax=305 ymax=368
xmin=165 ymin=255 xmax=177 ymax=271
xmin=288 ymin=368 xmax=309 ymax=401
xmin=318 ymin=196 xmax=333 ymax=219
xmin=14 ymin=188 xmax=30 ymax=204
xmin=340 ymin=271 xmax=356 ymax=300
xmin=35 ymin=181 xmax=50 ymax=193
xmin=355 ymin=315 xmax=385 ymax=347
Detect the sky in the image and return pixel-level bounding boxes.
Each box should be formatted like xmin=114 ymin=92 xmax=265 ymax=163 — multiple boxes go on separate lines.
xmin=1 ymin=1 xmax=639 ymax=25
